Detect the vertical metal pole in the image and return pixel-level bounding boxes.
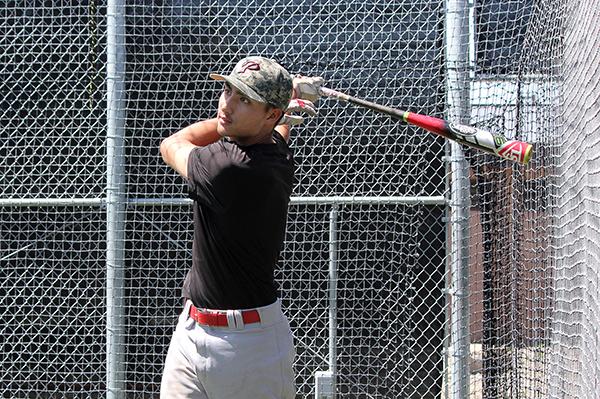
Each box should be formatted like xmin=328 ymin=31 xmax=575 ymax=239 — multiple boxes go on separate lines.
xmin=445 ymin=0 xmax=472 ymax=398
xmin=106 ymin=1 xmax=126 ymax=398
xmin=328 ymin=205 xmax=339 ymax=399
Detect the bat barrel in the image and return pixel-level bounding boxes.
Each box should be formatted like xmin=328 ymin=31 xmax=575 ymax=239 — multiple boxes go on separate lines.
xmin=320 ymin=87 xmax=533 ymax=164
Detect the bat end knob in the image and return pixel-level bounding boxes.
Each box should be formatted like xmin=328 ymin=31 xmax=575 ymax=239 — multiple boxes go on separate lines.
xmin=523 ymin=144 xmax=533 ymax=164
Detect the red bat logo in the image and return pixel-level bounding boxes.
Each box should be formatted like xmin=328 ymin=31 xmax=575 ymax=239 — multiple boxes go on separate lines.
xmin=497 ymin=140 xmax=530 ymax=163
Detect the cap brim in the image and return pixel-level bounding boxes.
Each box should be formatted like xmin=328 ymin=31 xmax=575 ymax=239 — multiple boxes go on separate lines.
xmin=209 ymin=73 xmax=267 ymax=105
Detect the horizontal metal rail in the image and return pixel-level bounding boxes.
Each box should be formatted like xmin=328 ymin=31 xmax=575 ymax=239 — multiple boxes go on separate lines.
xmin=0 ymin=196 xmax=446 ymax=208
xmin=0 ymin=195 xmax=446 ymax=208
xmin=0 ymin=198 xmax=105 ymax=207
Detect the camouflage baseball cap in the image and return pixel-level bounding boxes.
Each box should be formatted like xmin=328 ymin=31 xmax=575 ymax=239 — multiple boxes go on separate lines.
xmin=210 ymin=56 xmax=293 ymax=110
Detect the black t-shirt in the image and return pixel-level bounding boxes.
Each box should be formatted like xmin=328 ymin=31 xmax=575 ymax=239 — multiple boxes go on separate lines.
xmin=183 ymin=131 xmax=294 ymax=309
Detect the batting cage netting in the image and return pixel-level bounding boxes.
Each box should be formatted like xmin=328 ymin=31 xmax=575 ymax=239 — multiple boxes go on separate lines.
xmin=1 ymin=0 xmax=599 ymax=398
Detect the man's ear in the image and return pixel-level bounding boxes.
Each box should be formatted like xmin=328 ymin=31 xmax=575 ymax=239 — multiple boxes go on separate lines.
xmin=268 ymin=108 xmax=283 ymax=122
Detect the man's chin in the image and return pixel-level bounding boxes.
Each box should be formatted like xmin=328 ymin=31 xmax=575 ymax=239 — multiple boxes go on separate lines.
xmin=216 ymin=124 xmax=229 ymax=137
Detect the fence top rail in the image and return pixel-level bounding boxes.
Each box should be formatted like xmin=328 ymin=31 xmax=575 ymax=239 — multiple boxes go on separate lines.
xmin=0 ymin=196 xmax=446 ymax=208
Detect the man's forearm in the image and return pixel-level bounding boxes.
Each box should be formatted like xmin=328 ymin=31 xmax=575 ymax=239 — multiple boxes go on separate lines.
xmin=170 ymin=118 xmax=221 ymax=147
xmin=160 ymin=118 xmax=221 ymax=178
xmin=275 ymin=125 xmax=290 ymax=142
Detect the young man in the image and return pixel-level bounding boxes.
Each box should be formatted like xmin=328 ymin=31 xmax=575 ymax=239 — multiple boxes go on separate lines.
xmin=159 ymin=56 xmax=322 ymax=398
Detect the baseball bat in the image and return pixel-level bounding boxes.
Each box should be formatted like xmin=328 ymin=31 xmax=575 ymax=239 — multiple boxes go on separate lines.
xmin=319 ymin=87 xmax=533 ymax=164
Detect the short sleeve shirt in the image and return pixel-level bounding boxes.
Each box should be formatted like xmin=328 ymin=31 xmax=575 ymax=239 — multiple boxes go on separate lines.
xmin=183 ymin=131 xmax=294 ymax=309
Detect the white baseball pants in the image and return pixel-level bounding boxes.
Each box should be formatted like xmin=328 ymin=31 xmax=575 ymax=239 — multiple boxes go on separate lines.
xmin=160 ymin=299 xmax=296 ymax=398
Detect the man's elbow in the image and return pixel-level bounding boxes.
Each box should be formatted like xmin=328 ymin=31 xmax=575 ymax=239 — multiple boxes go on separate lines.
xmin=159 ymin=137 xmax=172 ymax=165
xmin=159 ymin=136 xmax=193 ymax=178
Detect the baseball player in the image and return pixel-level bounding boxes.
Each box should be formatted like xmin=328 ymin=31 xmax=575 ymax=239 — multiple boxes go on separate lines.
xmin=159 ymin=56 xmax=323 ymax=398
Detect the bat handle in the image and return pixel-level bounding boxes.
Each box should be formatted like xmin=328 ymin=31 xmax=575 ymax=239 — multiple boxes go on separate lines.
xmin=319 ymin=87 xmax=350 ymax=101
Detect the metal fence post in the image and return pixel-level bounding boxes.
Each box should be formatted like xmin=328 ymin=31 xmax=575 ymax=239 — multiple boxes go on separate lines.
xmin=445 ymin=0 xmax=472 ymax=398
xmin=106 ymin=0 xmax=127 ymax=398
xmin=315 ymin=204 xmax=340 ymax=399
xmin=328 ymin=204 xmax=339 ymax=398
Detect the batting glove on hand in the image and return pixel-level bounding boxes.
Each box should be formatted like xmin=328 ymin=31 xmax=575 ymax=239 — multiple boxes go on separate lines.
xmin=278 ymin=98 xmax=317 ymax=126
xmin=293 ymin=75 xmax=325 ymax=103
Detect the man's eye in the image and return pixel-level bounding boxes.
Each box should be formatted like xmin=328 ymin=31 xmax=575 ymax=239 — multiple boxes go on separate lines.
xmin=241 ymin=97 xmax=250 ymax=104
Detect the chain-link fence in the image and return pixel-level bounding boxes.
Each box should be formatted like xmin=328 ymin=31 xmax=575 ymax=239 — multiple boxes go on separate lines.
xmin=1 ymin=1 xmax=599 ymax=398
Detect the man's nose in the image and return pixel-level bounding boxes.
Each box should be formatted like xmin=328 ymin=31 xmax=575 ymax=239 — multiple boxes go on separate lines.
xmin=221 ymin=95 xmax=234 ymax=113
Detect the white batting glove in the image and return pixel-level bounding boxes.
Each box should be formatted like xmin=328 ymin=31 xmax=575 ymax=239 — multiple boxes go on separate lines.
xmin=278 ymin=98 xmax=317 ymax=126
xmin=293 ymin=75 xmax=325 ymax=103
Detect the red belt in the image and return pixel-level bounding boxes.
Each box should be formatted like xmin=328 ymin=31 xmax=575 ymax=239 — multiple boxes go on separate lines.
xmin=189 ymin=303 xmax=261 ymax=327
